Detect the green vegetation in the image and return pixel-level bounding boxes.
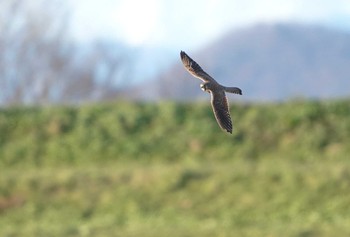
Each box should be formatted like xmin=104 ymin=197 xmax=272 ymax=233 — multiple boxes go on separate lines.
xmin=0 ymin=100 xmax=350 ymax=236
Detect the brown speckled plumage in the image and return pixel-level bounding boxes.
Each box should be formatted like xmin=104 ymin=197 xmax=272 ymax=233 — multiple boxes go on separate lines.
xmin=180 ymin=51 xmax=242 ymax=134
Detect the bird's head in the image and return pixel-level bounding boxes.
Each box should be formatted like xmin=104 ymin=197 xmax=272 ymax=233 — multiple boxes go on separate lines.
xmin=200 ymin=83 xmax=210 ymax=93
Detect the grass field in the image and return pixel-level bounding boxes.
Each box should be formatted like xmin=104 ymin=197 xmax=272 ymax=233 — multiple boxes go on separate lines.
xmin=1 ymin=100 xmax=350 ymax=236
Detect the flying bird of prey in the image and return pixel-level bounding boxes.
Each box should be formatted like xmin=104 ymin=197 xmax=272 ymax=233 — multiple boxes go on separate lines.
xmin=180 ymin=51 xmax=242 ymax=134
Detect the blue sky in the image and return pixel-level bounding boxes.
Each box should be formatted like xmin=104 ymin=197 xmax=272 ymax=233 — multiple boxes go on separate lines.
xmin=71 ymin=0 xmax=350 ymax=50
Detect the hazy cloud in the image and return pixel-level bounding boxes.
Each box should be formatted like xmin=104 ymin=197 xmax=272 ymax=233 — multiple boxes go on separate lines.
xmin=71 ymin=0 xmax=350 ymax=49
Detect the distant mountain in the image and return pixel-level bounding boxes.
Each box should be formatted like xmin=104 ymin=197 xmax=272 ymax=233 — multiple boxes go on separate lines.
xmin=136 ymin=23 xmax=350 ymax=101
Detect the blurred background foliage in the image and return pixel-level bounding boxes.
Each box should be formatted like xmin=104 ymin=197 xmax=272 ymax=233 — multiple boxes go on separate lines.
xmin=1 ymin=100 xmax=350 ymax=236
xmin=1 ymin=100 xmax=349 ymax=167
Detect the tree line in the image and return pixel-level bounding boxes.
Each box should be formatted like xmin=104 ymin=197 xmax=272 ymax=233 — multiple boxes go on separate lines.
xmin=0 ymin=0 xmax=133 ymax=106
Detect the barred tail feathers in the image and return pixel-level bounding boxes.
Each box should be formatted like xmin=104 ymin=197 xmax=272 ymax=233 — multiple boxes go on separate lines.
xmin=224 ymin=87 xmax=242 ymax=95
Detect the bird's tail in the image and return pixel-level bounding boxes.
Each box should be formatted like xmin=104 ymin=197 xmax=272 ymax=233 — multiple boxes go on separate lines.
xmin=224 ymin=87 xmax=242 ymax=95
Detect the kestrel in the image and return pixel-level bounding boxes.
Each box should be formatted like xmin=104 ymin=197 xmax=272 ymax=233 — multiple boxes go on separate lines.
xmin=180 ymin=51 xmax=242 ymax=134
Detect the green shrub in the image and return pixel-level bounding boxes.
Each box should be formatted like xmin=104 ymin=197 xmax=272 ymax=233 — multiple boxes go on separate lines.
xmin=0 ymin=100 xmax=349 ymax=166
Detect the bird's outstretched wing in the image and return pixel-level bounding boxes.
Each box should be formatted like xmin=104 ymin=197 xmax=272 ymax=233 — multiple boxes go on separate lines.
xmin=180 ymin=51 xmax=216 ymax=83
xmin=210 ymin=90 xmax=233 ymax=134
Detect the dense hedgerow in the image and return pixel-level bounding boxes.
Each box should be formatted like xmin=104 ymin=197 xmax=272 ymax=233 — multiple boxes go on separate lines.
xmin=0 ymin=100 xmax=349 ymax=166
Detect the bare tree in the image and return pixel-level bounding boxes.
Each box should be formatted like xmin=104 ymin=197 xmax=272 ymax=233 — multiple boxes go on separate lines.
xmin=0 ymin=0 xmax=131 ymax=106
xmin=0 ymin=0 xmax=70 ymax=104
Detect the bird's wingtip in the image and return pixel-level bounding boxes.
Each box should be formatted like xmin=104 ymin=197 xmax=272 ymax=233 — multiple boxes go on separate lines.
xmin=180 ymin=51 xmax=188 ymax=61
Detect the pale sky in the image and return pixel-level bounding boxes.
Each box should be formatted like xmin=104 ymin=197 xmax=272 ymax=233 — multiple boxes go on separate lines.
xmin=71 ymin=0 xmax=350 ymax=49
